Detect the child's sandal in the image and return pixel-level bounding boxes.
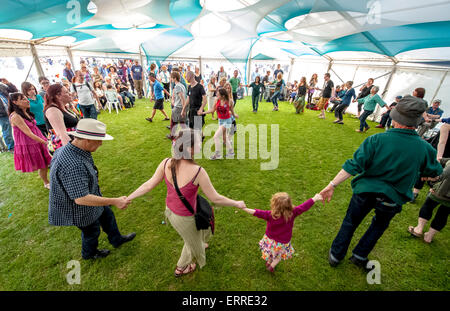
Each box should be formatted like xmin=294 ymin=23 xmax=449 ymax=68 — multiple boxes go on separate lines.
xmin=266 ymin=265 xmax=274 ymax=273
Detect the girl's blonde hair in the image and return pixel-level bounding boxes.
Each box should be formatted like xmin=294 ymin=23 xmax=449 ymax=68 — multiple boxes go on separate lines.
xmin=270 ymin=192 xmax=293 ymax=222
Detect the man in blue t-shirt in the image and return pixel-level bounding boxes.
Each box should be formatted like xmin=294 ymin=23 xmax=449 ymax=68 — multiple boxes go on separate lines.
xmin=146 ymin=73 xmax=170 ymax=122
xmin=131 ymin=60 xmax=144 ymax=99
xmin=417 ymin=99 xmax=444 ymax=138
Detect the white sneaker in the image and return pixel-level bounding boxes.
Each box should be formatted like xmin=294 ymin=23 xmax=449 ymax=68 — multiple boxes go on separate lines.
xmin=210 ymin=153 xmax=222 ymax=160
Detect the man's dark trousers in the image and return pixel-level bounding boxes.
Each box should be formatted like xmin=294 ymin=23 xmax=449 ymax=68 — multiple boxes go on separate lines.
xmin=330 ymin=192 xmax=402 ymax=261
xmin=77 ymin=206 xmax=123 ymax=258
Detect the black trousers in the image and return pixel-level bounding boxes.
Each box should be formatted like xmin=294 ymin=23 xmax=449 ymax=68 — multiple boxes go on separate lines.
xmin=334 ymin=104 xmax=348 ymax=121
xmin=419 ymin=196 xmax=449 ymax=231
xmin=77 ymin=206 xmax=123 ymax=259
xmin=162 ymin=82 xmax=170 ymax=100
xmin=232 ymin=92 xmax=238 ymax=106
xmin=188 ymin=108 xmax=204 ymax=131
xmin=330 ymin=193 xmax=402 ymax=261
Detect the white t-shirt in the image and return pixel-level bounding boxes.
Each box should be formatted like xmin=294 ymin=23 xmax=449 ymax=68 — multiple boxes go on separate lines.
xmin=173 ymin=82 xmax=186 ymax=108
xmin=71 ymin=82 xmax=95 ymax=106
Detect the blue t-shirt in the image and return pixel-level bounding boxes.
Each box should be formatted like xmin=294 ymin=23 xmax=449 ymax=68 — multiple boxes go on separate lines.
xmin=426 ymin=107 xmax=443 ymax=117
xmin=153 ymin=80 xmax=164 ymax=100
xmin=339 ymin=88 xmax=356 ymax=106
xmin=28 ymin=94 xmax=45 ymax=125
xmin=131 ymin=65 xmax=143 ymax=80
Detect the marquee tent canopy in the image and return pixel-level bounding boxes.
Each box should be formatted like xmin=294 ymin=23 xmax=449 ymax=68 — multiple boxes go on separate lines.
xmin=1 ymin=0 xmax=450 ymax=63
xmin=1 ymin=0 xmax=450 ymax=117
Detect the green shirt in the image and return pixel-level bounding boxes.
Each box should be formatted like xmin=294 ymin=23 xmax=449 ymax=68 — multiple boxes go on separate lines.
xmin=229 ymin=77 xmax=240 ymax=93
xmin=249 ymin=82 xmax=262 ymax=96
xmin=342 ymin=128 xmax=443 ymax=205
xmin=357 ymin=93 xmax=386 ymax=111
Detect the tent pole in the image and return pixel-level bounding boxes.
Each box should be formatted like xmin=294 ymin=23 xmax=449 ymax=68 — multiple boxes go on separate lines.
xmin=199 ymin=56 xmax=202 ymax=76
xmin=370 ymin=65 xmax=397 ymax=122
xmin=25 ymin=58 xmax=35 ymax=81
xmin=287 ymin=58 xmax=294 ymax=83
xmin=431 ymin=70 xmax=448 ymax=104
xmin=30 ymin=43 xmax=45 ymax=77
xmin=66 ymin=47 xmax=75 ymax=70
xmin=139 ymin=45 xmax=148 ymax=98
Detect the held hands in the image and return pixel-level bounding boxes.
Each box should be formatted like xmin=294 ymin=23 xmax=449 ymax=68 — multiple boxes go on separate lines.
xmin=235 ymin=200 xmax=246 ymax=209
xmin=40 ymin=138 xmax=47 ymax=145
xmin=115 ymin=196 xmax=132 ymax=210
xmin=197 ymin=110 xmax=203 ymax=116
xmin=312 ymin=193 xmax=324 ymax=204
xmin=319 ymin=183 xmax=335 ymax=203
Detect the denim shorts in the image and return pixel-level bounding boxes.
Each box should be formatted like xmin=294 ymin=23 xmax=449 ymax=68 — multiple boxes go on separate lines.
xmin=218 ymin=117 xmax=232 ymax=129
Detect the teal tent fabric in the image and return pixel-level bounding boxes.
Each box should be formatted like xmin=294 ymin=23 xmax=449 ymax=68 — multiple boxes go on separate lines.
xmin=252 ymin=53 xmax=275 ymax=60
xmin=141 ymin=28 xmax=194 ymax=62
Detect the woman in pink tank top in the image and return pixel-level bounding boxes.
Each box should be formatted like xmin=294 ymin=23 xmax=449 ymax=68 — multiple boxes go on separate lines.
xmin=128 ymin=128 xmax=245 ymax=277
xmin=199 ymin=88 xmax=238 ymax=160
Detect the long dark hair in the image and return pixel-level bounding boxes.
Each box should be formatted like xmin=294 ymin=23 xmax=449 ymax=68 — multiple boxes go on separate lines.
xmin=218 ymin=87 xmax=229 ymax=102
xmin=8 ymin=92 xmax=34 ymax=121
xmin=44 ymin=83 xmax=65 ymax=112
xmin=21 ymin=82 xmax=38 ymax=98
xmin=171 ymin=128 xmax=200 ymax=173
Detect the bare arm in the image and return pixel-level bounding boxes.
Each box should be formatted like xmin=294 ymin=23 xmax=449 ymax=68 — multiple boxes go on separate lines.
xmin=197 ymin=169 xmax=245 ymax=208
xmin=319 ymin=169 xmax=353 ymax=202
xmin=127 ymin=159 xmax=166 ymax=201
xmin=242 ymin=207 xmax=256 ymax=215
xmin=10 ymin=114 xmax=46 ymax=144
xmin=75 ymin=194 xmax=129 ymax=210
xmin=437 ymin=123 xmax=450 ymax=160
xmin=198 ymin=94 xmax=207 ymax=114
xmin=45 ymin=107 xmax=71 ymax=146
xmin=180 ymin=91 xmax=187 ymax=116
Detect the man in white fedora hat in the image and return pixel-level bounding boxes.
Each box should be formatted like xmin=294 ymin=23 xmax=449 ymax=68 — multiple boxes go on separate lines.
xmin=48 ymin=118 xmax=135 ymax=260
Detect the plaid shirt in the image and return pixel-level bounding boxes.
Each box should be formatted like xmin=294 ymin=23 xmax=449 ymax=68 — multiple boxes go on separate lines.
xmin=48 ymin=143 xmax=105 ymax=227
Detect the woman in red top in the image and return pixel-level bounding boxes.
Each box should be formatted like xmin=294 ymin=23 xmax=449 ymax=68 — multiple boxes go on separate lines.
xmin=237 ymin=192 xmax=323 ymax=273
xmin=199 ymin=88 xmax=238 ymax=160
xmin=127 ymin=128 xmax=245 ymax=277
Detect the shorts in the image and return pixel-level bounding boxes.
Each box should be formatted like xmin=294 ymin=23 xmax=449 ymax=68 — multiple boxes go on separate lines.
xmin=290 ymin=92 xmax=297 ymax=98
xmin=153 ymin=98 xmax=164 ymax=110
xmin=218 ymin=117 xmax=232 ymax=129
xmin=171 ymin=106 xmax=186 ymax=123
xmin=317 ymin=97 xmax=329 ymax=109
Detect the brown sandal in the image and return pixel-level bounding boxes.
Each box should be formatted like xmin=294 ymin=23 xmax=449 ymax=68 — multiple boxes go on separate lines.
xmin=174 ymin=263 xmax=196 ymax=277
xmin=408 ymin=226 xmax=423 ymax=238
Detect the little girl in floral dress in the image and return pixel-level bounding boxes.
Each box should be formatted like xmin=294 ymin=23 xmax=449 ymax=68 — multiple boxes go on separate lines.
xmin=237 ymin=192 xmax=323 ymax=272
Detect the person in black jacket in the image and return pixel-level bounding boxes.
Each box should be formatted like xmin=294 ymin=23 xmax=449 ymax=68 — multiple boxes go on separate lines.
xmin=0 ymin=81 xmax=15 ymax=152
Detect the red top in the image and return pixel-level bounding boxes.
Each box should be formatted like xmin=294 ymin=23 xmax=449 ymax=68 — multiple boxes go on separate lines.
xmin=253 ymin=198 xmax=315 ymax=243
xmin=215 ymin=99 xmax=231 ymax=119
xmin=164 ymin=159 xmax=202 ymax=216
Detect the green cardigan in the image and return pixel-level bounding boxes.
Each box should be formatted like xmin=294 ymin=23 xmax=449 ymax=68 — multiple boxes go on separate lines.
xmin=342 ymin=128 xmax=443 ymax=205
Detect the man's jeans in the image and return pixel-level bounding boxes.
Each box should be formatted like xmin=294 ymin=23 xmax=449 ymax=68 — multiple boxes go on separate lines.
xmin=77 ymin=206 xmax=123 ymax=259
xmin=330 ymin=193 xmax=402 ymax=261
xmin=79 ymin=104 xmax=98 ymax=119
xmin=0 ymin=116 xmax=14 ymax=150
xmin=359 ymin=110 xmax=373 ymax=131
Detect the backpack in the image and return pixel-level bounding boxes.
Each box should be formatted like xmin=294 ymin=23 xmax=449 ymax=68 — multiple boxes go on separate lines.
xmin=72 ymin=82 xmax=94 ymax=97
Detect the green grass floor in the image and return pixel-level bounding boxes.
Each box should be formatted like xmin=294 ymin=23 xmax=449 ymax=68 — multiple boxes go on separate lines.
xmin=0 ymin=97 xmax=448 ymax=291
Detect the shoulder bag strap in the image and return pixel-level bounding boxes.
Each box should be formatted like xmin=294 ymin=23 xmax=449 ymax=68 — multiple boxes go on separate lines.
xmin=171 ymin=163 xmax=195 ymax=215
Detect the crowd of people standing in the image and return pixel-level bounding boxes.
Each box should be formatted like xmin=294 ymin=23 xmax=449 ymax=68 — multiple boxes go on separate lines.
xmin=0 ymin=58 xmax=448 ymax=281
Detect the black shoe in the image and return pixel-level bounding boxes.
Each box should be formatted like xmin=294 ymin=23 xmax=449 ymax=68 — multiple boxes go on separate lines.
xmin=166 ymin=126 xmax=171 ymax=130
xmin=83 ymin=249 xmax=110 ymax=260
xmin=328 ymin=249 xmax=340 ymax=267
xmin=167 ymin=134 xmax=174 ymax=140
xmin=146 ymin=118 xmax=153 ymax=122
xmin=163 ymin=118 xmax=170 ymax=121
xmin=411 ymin=192 xmax=419 ymax=203
xmin=114 ymin=233 xmax=136 ymax=248
xmin=349 ymin=255 xmax=372 ymax=272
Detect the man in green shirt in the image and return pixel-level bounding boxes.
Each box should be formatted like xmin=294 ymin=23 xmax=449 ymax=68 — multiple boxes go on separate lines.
xmin=356 ymin=85 xmax=386 ymax=133
xmin=320 ymin=92 xmax=443 ymax=270
xmin=229 ymin=70 xmax=241 ymax=106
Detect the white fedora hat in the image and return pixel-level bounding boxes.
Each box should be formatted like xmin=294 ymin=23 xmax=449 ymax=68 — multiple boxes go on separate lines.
xmin=69 ymin=119 xmax=113 ymax=140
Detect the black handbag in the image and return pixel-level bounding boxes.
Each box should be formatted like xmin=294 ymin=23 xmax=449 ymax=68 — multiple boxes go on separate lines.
xmin=171 ymin=165 xmax=215 ymax=234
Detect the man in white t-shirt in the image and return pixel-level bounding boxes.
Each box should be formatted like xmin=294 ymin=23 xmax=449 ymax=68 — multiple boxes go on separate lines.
xmin=158 ymin=65 xmax=171 ymax=101
xmin=71 ymin=70 xmax=99 ymax=119
xmin=168 ymin=71 xmax=187 ymax=140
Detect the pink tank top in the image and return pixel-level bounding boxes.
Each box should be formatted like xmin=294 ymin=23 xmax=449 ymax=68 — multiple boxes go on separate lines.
xmin=164 ymin=159 xmax=202 ymax=216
